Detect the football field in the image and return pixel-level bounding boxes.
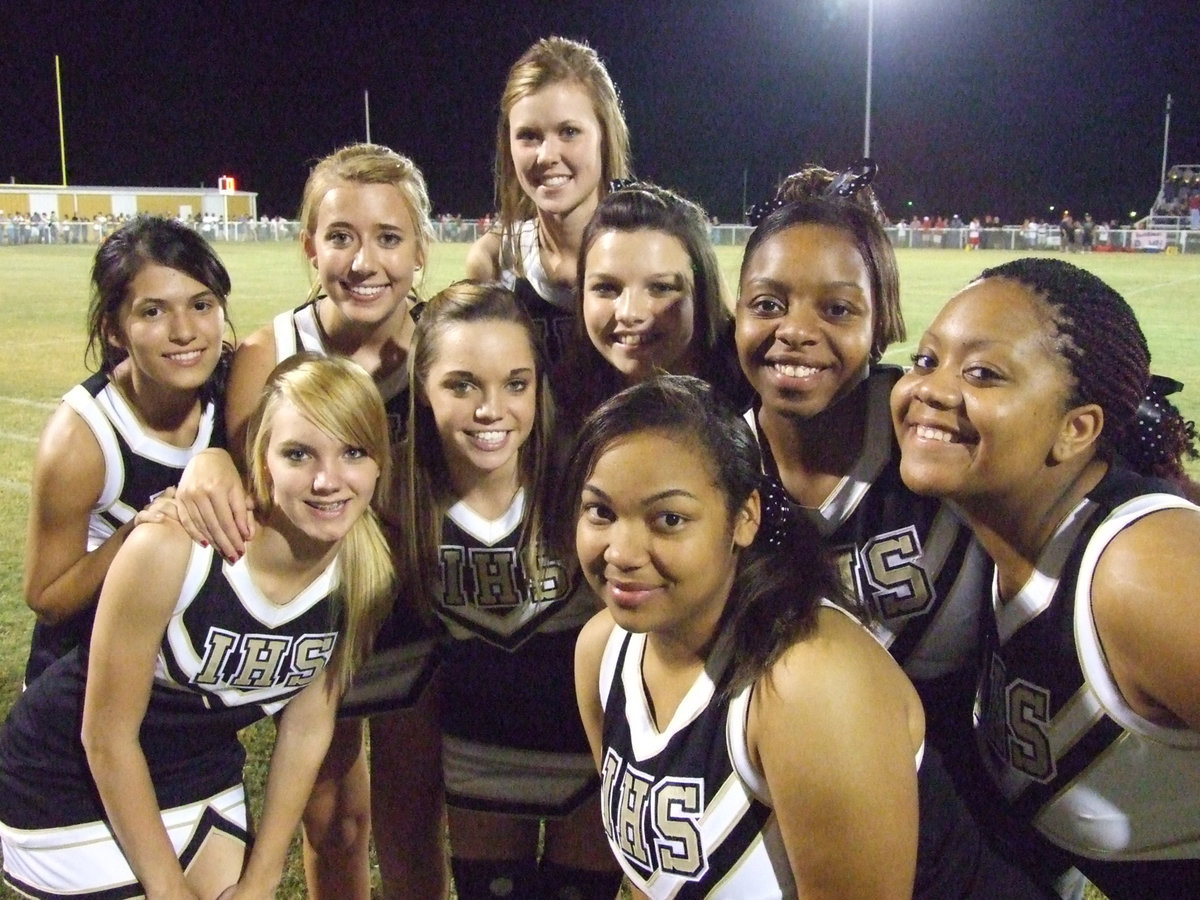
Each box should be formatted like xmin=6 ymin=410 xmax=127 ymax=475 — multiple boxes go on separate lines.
xmin=2 ymin=239 xmax=1196 ymax=896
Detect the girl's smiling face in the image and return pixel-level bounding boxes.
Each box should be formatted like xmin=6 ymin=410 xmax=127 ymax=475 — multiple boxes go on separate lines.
xmin=265 ymin=399 xmax=380 ymax=545
xmin=508 ymin=80 xmax=604 ymax=220
xmin=114 ymin=262 xmax=226 ymax=396
xmin=737 ymin=224 xmax=874 ymax=420
xmin=576 ymin=428 xmax=758 ymax=649
xmin=891 ymin=277 xmax=1080 ymax=506
xmin=582 ymin=229 xmax=697 ymax=383
xmin=302 ymin=180 xmax=423 ymax=330
xmin=423 ymin=320 xmax=538 ymax=490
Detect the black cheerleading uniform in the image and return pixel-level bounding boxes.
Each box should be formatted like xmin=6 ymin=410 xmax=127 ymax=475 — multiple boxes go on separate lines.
xmin=24 ymin=372 xmax=223 ymax=685
xmin=965 ymin=468 xmax=1200 ymax=898
xmin=597 ymin=604 xmax=930 ymax=899
xmin=0 ymin=543 xmax=339 ymax=897
xmin=748 ymin=366 xmax=986 ymax=683
xmin=749 ymin=366 xmax=1056 ymax=898
xmin=597 ymin=626 xmax=789 ymax=898
xmin=499 ymin=220 xmax=575 ymax=367
xmin=269 ymin=300 xmax=441 ymax=716
xmin=436 ymin=490 xmax=600 ymax=817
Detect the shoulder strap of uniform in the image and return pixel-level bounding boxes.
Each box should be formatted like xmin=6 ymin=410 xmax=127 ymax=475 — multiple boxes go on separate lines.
xmin=273 ymin=302 xmax=327 ymax=362
xmin=598 ymin=625 xmax=633 ymax=712
xmin=272 ymin=308 xmax=302 ymax=362
xmin=62 ymin=381 xmax=123 ymax=511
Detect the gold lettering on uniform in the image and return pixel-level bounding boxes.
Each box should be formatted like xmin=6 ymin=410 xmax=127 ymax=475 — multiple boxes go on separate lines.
xmin=532 ymin=553 xmax=568 ymax=603
xmin=653 ymin=780 xmax=705 ymax=877
xmin=195 ymin=628 xmax=238 ymax=685
xmin=230 ymin=635 xmax=290 ymax=688
xmin=470 ymin=548 xmax=519 ymax=608
xmin=615 ymin=765 xmax=653 ymax=867
xmin=600 ymin=748 xmax=622 ymax=844
xmin=440 ymin=546 xmax=466 ymax=607
xmin=862 ymin=526 xmax=933 ymax=619
xmin=1006 ymin=679 xmax=1055 ymax=783
xmin=285 ymin=633 xmax=337 ymax=687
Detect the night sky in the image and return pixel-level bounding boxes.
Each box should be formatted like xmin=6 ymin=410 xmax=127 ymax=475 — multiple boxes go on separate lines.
xmin=6 ymin=1 xmax=1199 ymax=224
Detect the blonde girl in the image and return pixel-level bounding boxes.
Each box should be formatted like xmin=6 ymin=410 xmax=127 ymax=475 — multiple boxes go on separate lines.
xmin=175 ymin=143 xmax=444 ymax=898
xmin=0 ymin=354 xmax=393 ymax=899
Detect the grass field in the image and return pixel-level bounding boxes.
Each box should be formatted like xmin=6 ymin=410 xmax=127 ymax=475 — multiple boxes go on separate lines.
xmin=4 ymin=240 xmax=1197 ymax=896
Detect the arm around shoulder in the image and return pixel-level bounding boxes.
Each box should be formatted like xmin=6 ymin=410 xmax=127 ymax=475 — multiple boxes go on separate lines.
xmin=173 ymin=326 xmax=279 ymax=555
xmin=749 ymin=609 xmax=920 ymax=899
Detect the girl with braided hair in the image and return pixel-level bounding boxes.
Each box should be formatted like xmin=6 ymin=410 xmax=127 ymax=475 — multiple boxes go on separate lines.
xmin=892 ymin=257 xmax=1200 ymax=898
xmin=737 ymin=163 xmax=1054 ymax=898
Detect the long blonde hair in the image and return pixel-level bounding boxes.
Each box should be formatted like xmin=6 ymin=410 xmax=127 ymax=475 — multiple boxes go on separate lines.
xmin=246 ymin=353 xmax=395 ymax=689
xmin=493 ymin=37 xmax=631 ymax=273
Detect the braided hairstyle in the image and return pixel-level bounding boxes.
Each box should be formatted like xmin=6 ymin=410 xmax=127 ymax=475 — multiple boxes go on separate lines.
xmin=775 ymin=164 xmax=889 ymax=225
xmin=979 ymin=258 xmax=1197 ymax=486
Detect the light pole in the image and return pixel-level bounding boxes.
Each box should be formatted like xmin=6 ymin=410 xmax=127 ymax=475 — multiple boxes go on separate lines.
xmin=1160 ymin=94 xmax=1172 ymax=191
xmin=864 ymin=0 xmax=874 ymax=158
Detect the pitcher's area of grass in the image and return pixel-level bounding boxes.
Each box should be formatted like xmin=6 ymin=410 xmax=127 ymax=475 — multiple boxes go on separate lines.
xmin=5 ymin=240 xmax=1196 ymax=896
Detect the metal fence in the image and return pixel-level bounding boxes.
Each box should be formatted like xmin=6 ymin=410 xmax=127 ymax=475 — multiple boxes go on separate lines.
xmin=0 ymin=218 xmax=306 ymax=245
xmin=4 ymin=217 xmax=1199 ymax=254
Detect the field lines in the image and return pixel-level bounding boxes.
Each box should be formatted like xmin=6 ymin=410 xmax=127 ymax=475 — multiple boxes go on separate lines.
xmin=1122 ymin=272 xmax=1200 ymax=296
xmin=0 ymin=396 xmax=56 ymax=410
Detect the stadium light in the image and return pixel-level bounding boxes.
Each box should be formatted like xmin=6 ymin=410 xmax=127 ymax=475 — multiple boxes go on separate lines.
xmin=864 ymin=0 xmax=874 ymax=157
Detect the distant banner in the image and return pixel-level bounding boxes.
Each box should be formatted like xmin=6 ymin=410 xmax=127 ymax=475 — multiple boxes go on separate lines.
xmin=1132 ymin=231 xmax=1168 ymax=250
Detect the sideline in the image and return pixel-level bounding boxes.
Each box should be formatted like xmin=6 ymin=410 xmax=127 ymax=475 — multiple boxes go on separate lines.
xmin=0 ymin=396 xmax=55 ymax=410
xmin=1125 ymin=273 xmax=1200 ymax=296
xmin=0 ymin=477 xmax=30 ymax=495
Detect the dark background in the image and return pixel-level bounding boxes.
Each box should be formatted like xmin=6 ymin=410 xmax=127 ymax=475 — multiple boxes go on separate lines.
xmin=5 ymin=0 xmax=1198 ymax=223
